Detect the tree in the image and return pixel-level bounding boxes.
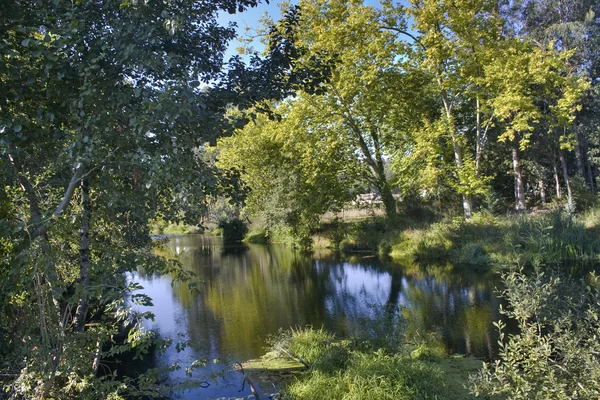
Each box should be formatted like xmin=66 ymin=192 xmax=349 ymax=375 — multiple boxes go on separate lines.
xmin=217 ymin=99 xmax=360 ymax=246
xmin=504 ymin=0 xmax=600 ymax=196
xmin=395 ymin=0 xmax=506 ymax=218
xmin=482 ymin=40 xmax=588 ymax=210
xmin=242 ymin=0 xmax=434 ymax=220
xmin=0 ymin=0 xmax=273 ymax=397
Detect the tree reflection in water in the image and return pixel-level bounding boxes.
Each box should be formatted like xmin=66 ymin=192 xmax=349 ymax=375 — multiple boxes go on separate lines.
xmin=133 ymin=234 xmax=502 ymax=398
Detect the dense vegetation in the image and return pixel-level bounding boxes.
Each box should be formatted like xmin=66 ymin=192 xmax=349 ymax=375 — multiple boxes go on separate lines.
xmin=217 ymin=0 xmax=600 ymax=246
xmin=0 ymin=0 xmax=307 ymax=397
xmin=2 ymin=0 xmax=600 ymax=399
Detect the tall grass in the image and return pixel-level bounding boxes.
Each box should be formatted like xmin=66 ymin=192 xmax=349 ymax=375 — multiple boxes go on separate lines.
xmin=390 ymin=211 xmax=600 ymax=267
xmin=270 ymin=328 xmax=450 ymax=400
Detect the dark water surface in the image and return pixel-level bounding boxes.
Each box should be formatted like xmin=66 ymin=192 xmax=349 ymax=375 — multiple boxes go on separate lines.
xmin=131 ymin=234 xmax=502 ymax=399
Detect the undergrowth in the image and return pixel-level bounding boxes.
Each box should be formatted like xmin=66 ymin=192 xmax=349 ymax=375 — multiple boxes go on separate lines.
xmin=390 ymin=211 xmax=600 ymax=267
xmin=267 ymin=327 xmax=473 ymax=400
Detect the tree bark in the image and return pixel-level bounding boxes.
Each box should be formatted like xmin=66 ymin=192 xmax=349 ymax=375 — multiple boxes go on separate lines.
xmin=475 ymin=96 xmax=482 ymax=176
xmin=340 ymin=106 xmax=397 ymax=220
xmin=553 ymin=157 xmax=562 ymax=201
xmin=512 ymin=143 xmax=526 ymax=212
xmin=74 ymin=178 xmax=91 ymax=333
xmin=379 ymin=180 xmax=397 ymax=220
xmin=539 ymin=180 xmax=546 ymax=206
xmin=7 ymin=152 xmax=67 ymax=397
xmin=574 ymin=129 xmax=584 ymax=178
xmin=442 ymin=92 xmax=472 ymax=219
xmin=583 ymin=136 xmax=595 ymax=193
xmin=558 ymin=150 xmax=573 ymax=204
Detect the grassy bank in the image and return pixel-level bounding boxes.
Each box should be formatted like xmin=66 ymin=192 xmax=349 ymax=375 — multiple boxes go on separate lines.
xmin=148 ymin=219 xmax=203 ymax=235
xmin=243 ymin=328 xmax=482 ymax=399
xmin=313 ymin=209 xmax=600 ymax=267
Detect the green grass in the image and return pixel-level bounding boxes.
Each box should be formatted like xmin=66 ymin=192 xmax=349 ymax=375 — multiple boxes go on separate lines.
xmin=389 ymin=210 xmax=600 ymax=267
xmin=148 ymin=219 xmax=202 ymax=235
xmin=255 ymin=327 xmax=482 ymax=400
xmin=244 ymin=229 xmax=269 ymax=244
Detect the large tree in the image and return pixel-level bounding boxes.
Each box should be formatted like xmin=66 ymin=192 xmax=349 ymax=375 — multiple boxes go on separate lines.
xmin=217 ymin=99 xmax=361 ymax=246
xmin=240 ymin=0 xmax=433 ymax=220
xmin=0 ymin=0 xmax=276 ymax=397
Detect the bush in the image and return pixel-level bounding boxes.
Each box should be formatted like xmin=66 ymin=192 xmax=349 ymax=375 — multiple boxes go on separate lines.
xmin=218 ymin=218 xmax=248 ymax=242
xmin=469 ymin=267 xmax=600 ymax=399
xmin=454 ymin=242 xmax=491 ymax=266
xmin=244 ymin=229 xmax=269 ymax=244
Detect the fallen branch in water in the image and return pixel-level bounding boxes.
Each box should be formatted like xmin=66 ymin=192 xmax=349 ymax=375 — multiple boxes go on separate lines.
xmin=276 ymin=347 xmax=311 ymax=369
xmin=236 ymin=362 xmax=261 ymax=400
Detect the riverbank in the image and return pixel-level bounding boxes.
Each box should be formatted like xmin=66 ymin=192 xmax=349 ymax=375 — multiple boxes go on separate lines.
xmin=149 ymin=219 xmax=203 ymax=235
xmin=312 ymin=209 xmax=600 ymax=267
xmin=240 ymin=328 xmax=483 ymax=399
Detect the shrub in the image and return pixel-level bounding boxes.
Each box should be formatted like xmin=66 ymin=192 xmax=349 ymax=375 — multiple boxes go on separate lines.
xmin=454 ymin=242 xmax=491 ymax=266
xmin=244 ymin=229 xmax=269 ymax=244
xmin=219 ymin=218 xmax=248 ymax=242
xmin=469 ymin=267 xmax=600 ymax=399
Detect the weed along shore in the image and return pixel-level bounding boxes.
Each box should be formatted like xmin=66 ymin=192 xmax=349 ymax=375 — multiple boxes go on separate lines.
xmin=311 ymin=209 xmax=600 ymax=268
xmin=239 ymin=329 xmax=484 ymax=400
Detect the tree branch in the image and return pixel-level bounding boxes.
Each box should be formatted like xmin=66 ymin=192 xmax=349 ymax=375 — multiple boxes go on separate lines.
xmin=52 ymin=163 xmax=85 ymax=217
xmin=380 ymin=26 xmax=426 ymax=50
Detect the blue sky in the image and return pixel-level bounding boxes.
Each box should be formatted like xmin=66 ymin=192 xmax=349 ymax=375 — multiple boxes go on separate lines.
xmin=217 ymin=0 xmax=297 ymax=60
xmin=216 ymin=0 xmax=402 ymax=61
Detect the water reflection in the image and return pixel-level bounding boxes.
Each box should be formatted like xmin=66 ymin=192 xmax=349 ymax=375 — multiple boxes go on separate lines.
xmin=133 ymin=234 xmax=501 ymax=398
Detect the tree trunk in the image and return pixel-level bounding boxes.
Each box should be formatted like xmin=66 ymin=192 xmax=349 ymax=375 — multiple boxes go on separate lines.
xmin=442 ymin=91 xmax=472 ymax=219
xmin=553 ymin=157 xmax=562 ymax=201
xmin=378 ymin=179 xmax=397 ymax=220
xmin=558 ymin=151 xmax=573 ymax=204
xmin=475 ymin=96 xmax=482 ymax=176
xmin=574 ymin=128 xmax=584 ymax=178
xmin=512 ymin=144 xmax=526 ymax=212
xmin=539 ymin=180 xmax=546 ymax=206
xmin=583 ymin=136 xmax=595 ymax=193
xmin=452 ymin=138 xmax=473 ymax=219
xmin=74 ymin=179 xmax=92 ymax=332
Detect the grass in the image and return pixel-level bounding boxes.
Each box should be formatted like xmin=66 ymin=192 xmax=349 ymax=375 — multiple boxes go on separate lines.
xmin=148 ymin=219 xmax=202 ymax=235
xmin=246 ymin=327 xmax=482 ymax=400
xmin=389 ymin=210 xmax=600 ymax=267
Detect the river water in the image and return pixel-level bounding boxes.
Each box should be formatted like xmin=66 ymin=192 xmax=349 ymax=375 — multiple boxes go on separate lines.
xmin=131 ymin=234 xmax=502 ymax=399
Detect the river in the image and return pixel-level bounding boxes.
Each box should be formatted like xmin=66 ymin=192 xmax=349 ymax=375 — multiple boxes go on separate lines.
xmin=130 ymin=234 xmax=502 ymax=399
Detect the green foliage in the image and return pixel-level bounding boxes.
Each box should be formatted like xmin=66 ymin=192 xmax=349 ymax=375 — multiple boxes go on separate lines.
xmin=244 ymin=229 xmax=270 ymax=244
xmin=0 ymin=0 xmax=282 ymax=397
xmin=270 ymin=328 xmax=449 ymax=400
xmin=149 ymin=219 xmax=201 ymax=235
xmin=469 ymin=267 xmax=600 ymax=399
xmin=391 ymin=211 xmax=600 ymax=266
xmin=219 ymin=218 xmax=249 ymax=243
xmin=217 ymin=103 xmax=359 ymax=248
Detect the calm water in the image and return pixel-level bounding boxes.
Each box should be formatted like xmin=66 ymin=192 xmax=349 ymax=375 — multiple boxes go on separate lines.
xmin=131 ymin=234 xmax=502 ymax=399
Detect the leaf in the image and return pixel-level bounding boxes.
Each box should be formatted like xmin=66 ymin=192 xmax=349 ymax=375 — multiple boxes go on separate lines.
xmin=21 ymin=38 xmax=30 ymax=47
